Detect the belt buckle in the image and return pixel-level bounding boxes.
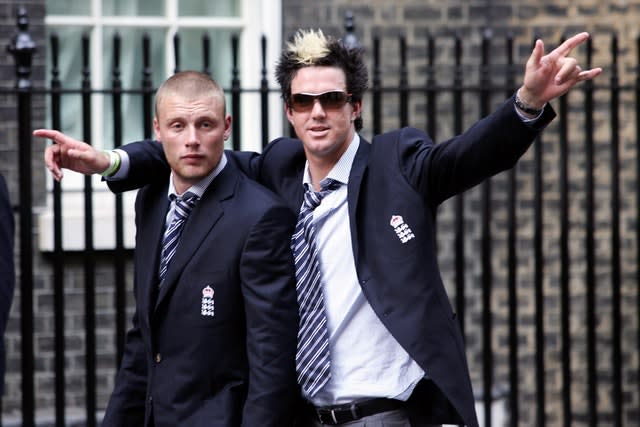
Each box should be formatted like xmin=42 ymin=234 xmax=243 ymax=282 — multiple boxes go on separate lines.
xmin=316 ymin=407 xmax=340 ymax=425
xmin=316 ymin=403 xmax=361 ymax=425
xmin=348 ymin=403 xmax=361 ymax=420
xmin=315 ymin=407 xmax=336 ymax=425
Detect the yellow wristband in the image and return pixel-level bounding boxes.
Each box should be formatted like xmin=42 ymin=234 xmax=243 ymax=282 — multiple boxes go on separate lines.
xmin=100 ymin=150 xmax=121 ymax=177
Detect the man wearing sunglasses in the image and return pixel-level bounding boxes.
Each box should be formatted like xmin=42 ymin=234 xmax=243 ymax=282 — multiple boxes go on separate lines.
xmin=41 ymin=29 xmax=600 ymax=427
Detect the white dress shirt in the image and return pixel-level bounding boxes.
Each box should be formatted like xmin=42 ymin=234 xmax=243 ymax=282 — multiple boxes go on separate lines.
xmin=302 ymin=135 xmax=425 ymax=406
xmin=163 ymin=154 xmax=227 ymax=225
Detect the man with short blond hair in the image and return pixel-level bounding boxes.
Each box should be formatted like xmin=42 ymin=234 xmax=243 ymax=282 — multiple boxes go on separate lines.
xmin=36 ymin=71 xmax=299 ymax=427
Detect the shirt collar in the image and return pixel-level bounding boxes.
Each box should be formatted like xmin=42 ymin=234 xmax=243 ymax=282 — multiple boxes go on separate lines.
xmin=167 ymin=152 xmax=228 ymax=200
xmin=302 ymin=133 xmax=360 ymax=189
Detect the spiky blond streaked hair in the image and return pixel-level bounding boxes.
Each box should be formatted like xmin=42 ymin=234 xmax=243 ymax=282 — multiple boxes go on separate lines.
xmin=286 ymin=29 xmax=332 ymax=65
xmin=275 ymin=28 xmax=369 ymax=131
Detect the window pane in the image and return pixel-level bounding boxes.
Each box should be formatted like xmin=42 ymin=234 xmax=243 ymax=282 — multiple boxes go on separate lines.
xmin=48 ymin=0 xmax=91 ymax=16
xmin=175 ymin=29 xmax=235 ymax=148
xmin=179 ymin=0 xmax=239 ymax=17
xmin=103 ymin=27 xmax=167 ymax=145
xmin=177 ymin=29 xmax=233 ymax=86
xmin=103 ymin=0 xmax=163 ymax=17
xmin=45 ymin=27 xmax=90 ymax=138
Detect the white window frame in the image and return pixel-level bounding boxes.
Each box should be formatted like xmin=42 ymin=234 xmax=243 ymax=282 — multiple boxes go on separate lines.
xmin=39 ymin=0 xmax=283 ymax=251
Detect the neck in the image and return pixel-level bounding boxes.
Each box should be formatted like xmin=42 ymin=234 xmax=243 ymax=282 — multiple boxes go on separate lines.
xmin=306 ymin=130 xmax=356 ymax=191
xmin=307 ymin=161 xmax=334 ymax=192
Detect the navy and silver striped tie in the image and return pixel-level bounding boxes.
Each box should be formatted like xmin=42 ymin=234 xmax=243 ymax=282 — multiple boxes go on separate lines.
xmin=158 ymin=192 xmax=198 ymax=284
xmin=291 ymin=178 xmax=341 ymax=397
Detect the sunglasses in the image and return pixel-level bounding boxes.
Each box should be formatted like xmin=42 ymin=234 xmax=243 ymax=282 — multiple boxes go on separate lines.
xmin=289 ymin=90 xmax=352 ymax=112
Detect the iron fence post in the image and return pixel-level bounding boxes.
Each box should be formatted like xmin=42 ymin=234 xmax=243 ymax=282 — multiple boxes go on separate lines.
xmin=6 ymin=6 xmax=36 ymax=427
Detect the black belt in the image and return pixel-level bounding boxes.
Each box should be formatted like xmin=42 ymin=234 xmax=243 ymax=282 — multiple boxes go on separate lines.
xmin=309 ymin=398 xmax=404 ymax=425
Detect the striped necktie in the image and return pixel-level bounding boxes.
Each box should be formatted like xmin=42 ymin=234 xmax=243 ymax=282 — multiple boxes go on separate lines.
xmin=158 ymin=192 xmax=198 ymax=285
xmin=291 ymin=178 xmax=341 ymax=397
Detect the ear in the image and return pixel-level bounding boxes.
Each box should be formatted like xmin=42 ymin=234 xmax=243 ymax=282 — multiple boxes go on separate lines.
xmin=351 ymin=99 xmax=362 ymax=122
xmin=153 ymin=117 xmax=162 ymax=142
xmin=284 ymin=103 xmax=294 ymax=124
xmin=223 ymin=114 xmax=232 ymax=141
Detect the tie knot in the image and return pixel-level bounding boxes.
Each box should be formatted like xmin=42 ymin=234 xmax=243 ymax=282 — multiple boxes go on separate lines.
xmin=173 ymin=192 xmax=198 ymax=220
xmin=303 ymin=178 xmax=340 ymax=210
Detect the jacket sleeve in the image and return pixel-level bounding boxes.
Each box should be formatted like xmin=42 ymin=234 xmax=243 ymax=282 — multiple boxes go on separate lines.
xmin=396 ymin=95 xmax=556 ymax=206
xmin=239 ymin=203 xmax=299 ymax=427
xmin=106 ymin=140 xmax=169 ymax=193
xmin=106 ymin=140 xmax=265 ymax=193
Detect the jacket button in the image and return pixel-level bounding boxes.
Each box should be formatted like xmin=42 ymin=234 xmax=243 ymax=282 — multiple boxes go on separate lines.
xmin=155 ymin=353 xmax=162 ymax=363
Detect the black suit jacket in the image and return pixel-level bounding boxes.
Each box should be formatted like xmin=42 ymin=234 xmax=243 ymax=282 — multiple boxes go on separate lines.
xmin=110 ymin=96 xmax=556 ymax=427
xmin=103 ymin=161 xmax=299 ymax=427
xmin=0 ymin=174 xmax=14 ymax=394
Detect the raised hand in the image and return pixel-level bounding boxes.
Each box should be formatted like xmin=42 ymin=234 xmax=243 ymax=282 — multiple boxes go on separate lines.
xmin=519 ymin=32 xmax=602 ymax=109
xmin=34 ymin=129 xmax=111 ymax=181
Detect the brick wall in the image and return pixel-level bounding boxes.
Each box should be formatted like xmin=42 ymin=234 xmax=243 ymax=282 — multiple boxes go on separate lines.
xmin=0 ymin=0 xmax=45 ymax=203
xmin=1 ymin=0 xmax=639 ymax=425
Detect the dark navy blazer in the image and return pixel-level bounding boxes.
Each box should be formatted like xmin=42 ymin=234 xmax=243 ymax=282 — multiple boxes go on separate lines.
xmin=111 ymin=95 xmax=556 ymax=427
xmin=103 ymin=161 xmax=299 ymax=427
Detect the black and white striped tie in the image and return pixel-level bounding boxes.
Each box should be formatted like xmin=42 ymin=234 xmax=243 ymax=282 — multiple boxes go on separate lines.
xmin=158 ymin=192 xmax=198 ymax=285
xmin=291 ymin=178 xmax=341 ymax=397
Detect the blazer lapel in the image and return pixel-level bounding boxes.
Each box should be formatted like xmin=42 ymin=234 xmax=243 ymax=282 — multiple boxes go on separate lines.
xmin=137 ymin=190 xmax=170 ymax=323
xmin=154 ymin=165 xmax=236 ymax=311
xmin=347 ymin=138 xmax=370 ymax=265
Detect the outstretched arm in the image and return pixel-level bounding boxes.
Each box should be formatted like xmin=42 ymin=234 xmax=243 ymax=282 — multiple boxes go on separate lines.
xmin=35 ymin=129 xmax=170 ymax=193
xmin=517 ymin=32 xmax=602 ymax=110
xmin=34 ymin=129 xmax=111 ymax=181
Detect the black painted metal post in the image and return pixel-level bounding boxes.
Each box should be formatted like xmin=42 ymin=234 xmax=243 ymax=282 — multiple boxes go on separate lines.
xmin=398 ymin=37 xmax=408 ymax=128
xmin=504 ymin=34 xmax=519 ymax=427
xmin=609 ymin=35 xmax=622 ymax=427
xmin=49 ymin=32 xmax=67 ymax=427
xmin=142 ymin=34 xmax=153 ymax=139
xmin=343 ymin=10 xmax=358 ymax=49
xmin=479 ymin=30 xmax=493 ymax=427
xmin=230 ymin=35 xmax=241 ymax=151
xmin=583 ymin=37 xmax=597 ymax=427
xmin=260 ymin=35 xmax=269 ymax=149
xmin=557 ymin=35 xmax=572 ymax=427
xmin=371 ymin=37 xmax=381 ymax=136
xmin=80 ymin=33 xmax=97 ymax=427
xmin=111 ymin=33 xmax=127 ymax=370
xmin=453 ymin=35 xmax=466 ymax=341
xmin=6 ymin=7 xmax=36 ymax=427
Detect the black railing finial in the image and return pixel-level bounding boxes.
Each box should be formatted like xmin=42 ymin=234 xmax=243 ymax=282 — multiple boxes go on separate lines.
xmin=7 ymin=7 xmax=36 ymax=90
xmin=343 ymin=10 xmax=358 ymax=49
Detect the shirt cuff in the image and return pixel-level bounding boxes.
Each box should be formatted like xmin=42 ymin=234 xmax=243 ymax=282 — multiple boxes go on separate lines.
xmin=514 ymin=102 xmax=544 ymax=123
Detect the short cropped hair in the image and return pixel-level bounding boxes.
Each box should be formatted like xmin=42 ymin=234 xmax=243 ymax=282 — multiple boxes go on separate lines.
xmin=155 ymin=70 xmax=226 ymax=118
xmin=275 ymin=29 xmax=368 ymax=131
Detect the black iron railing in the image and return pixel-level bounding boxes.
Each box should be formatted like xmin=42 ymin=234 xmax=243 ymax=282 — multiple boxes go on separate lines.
xmin=5 ymin=7 xmax=638 ymax=427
